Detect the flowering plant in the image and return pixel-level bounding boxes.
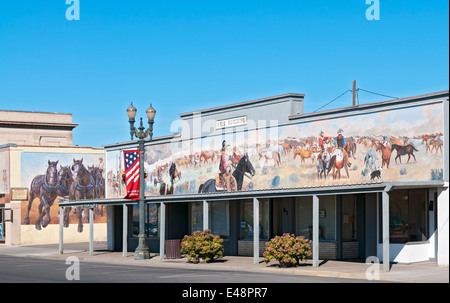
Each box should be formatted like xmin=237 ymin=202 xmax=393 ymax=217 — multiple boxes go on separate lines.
xmin=181 ymin=230 xmax=224 ymax=263
xmin=263 ymin=233 xmax=312 ymax=267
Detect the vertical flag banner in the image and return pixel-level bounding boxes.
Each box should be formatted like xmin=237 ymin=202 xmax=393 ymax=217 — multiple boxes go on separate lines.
xmin=124 ymin=150 xmax=140 ymax=200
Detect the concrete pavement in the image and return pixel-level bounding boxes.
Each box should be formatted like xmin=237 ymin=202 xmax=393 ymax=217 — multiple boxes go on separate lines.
xmin=0 ymin=242 xmax=448 ymax=283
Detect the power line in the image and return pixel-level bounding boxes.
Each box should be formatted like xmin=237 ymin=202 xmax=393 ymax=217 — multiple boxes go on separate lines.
xmin=313 ymin=89 xmax=352 ymax=112
xmin=358 ymin=88 xmax=399 ymax=100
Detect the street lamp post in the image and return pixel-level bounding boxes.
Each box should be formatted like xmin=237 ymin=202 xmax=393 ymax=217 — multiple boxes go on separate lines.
xmin=126 ymin=103 xmax=156 ymax=260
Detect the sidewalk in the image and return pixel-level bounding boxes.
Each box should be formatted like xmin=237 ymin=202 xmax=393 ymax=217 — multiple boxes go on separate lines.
xmin=1 ymin=242 xmax=448 ymax=283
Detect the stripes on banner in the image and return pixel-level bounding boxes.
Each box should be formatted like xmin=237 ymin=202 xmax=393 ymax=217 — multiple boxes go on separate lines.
xmin=124 ymin=150 xmax=140 ymax=200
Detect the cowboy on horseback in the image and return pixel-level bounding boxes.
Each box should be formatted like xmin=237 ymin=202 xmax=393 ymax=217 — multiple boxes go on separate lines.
xmin=335 ymin=128 xmax=352 ymax=167
xmin=319 ymin=131 xmax=331 ymax=152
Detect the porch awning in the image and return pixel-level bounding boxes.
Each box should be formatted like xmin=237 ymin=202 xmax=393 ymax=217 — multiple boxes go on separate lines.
xmin=57 ymin=180 xmax=445 ymax=207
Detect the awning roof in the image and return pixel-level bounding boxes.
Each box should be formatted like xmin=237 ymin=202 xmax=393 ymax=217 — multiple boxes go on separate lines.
xmin=57 ymin=180 xmax=445 ymax=207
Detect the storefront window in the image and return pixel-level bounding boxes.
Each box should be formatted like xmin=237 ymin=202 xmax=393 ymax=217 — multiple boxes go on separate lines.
xmin=383 ymin=189 xmax=428 ymax=243
xmin=239 ymin=199 xmax=270 ymax=240
xmin=132 ymin=203 xmax=159 ymax=237
xmin=296 ymin=195 xmax=336 ymax=241
xmin=190 ymin=202 xmax=203 ymax=233
xmin=209 ymin=201 xmax=229 ymax=238
xmin=342 ymin=195 xmax=356 ymax=241
xmin=296 ymin=196 xmax=312 ymax=239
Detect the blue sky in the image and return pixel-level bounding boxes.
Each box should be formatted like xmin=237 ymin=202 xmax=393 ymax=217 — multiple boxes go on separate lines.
xmin=0 ymin=1 xmax=448 ymax=148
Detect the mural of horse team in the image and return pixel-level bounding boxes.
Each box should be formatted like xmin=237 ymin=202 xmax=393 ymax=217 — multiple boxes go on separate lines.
xmin=107 ymin=102 xmax=443 ymax=198
xmin=21 ymin=153 xmax=106 ymax=233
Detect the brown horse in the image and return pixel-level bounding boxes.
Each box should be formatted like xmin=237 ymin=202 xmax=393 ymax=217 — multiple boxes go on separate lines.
xmin=200 ymin=151 xmax=215 ymax=164
xmin=379 ymin=143 xmax=392 ymax=169
xmin=293 ymin=147 xmax=314 ymax=164
xmin=391 ymin=144 xmax=418 ymax=164
xmin=422 ymin=136 xmax=443 ymax=154
xmin=344 ymin=141 xmax=357 ymax=159
xmin=66 ymin=158 xmax=96 ymax=233
xmin=23 ymin=160 xmax=60 ymax=230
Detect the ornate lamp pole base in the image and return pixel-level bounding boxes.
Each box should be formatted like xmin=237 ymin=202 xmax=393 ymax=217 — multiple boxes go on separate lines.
xmin=134 ymin=235 xmax=150 ymax=260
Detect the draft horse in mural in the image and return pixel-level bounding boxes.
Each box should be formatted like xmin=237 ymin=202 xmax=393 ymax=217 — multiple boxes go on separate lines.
xmin=198 ymin=154 xmax=255 ymax=193
xmin=23 ymin=160 xmax=61 ymax=230
xmin=64 ymin=158 xmax=96 ymax=233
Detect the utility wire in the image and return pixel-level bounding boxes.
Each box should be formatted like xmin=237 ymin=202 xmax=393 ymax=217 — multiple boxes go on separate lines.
xmin=313 ymin=89 xmax=352 ymax=112
xmin=358 ymin=88 xmax=399 ymax=100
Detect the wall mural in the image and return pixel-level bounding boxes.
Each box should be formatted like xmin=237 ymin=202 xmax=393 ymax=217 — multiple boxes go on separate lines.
xmin=21 ymin=153 xmax=106 ymax=232
xmin=0 ymin=149 xmax=9 ymax=197
xmin=106 ymin=102 xmax=444 ymax=198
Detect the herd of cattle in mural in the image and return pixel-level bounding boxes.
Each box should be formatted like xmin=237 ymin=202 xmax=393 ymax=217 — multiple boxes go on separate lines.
xmin=106 ymin=102 xmax=444 ymax=198
xmin=22 ymin=155 xmax=106 ymax=232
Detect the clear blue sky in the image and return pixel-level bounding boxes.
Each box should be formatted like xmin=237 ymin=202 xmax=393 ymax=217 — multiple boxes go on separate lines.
xmin=0 ymin=1 xmax=448 ymax=147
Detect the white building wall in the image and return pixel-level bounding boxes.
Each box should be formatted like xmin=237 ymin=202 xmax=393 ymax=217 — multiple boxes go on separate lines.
xmin=437 ymin=185 xmax=449 ymax=267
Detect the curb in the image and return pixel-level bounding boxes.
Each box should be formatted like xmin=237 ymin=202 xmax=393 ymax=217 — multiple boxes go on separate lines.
xmin=30 ymin=252 xmax=397 ymax=282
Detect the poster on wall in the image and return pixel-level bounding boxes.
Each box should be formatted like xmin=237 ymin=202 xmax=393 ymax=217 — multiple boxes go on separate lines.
xmin=20 ymin=152 xmax=106 ymax=233
xmin=106 ymin=102 xmax=444 ymax=197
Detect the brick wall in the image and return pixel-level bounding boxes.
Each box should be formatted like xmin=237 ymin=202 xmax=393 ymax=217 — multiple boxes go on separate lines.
xmin=238 ymin=240 xmax=268 ymax=257
xmin=237 ymin=240 xmax=359 ymax=260
xmin=319 ymin=241 xmax=337 ymax=259
xmin=342 ymin=241 xmax=359 ymax=259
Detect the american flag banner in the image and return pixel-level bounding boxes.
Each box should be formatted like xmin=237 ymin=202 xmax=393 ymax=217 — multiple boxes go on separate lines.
xmin=123 ymin=150 xmax=140 ymax=200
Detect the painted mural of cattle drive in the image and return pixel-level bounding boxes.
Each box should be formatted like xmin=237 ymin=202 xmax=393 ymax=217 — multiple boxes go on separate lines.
xmin=21 ymin=154 xmax=106 ymax=232
xmin=103 ymin=102 xmax=443 ymax=198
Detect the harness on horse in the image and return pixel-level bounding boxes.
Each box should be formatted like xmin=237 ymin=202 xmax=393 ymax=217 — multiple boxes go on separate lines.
xmin=74 ymin=174 xmax=96 ymax=193
xmin=41 ymin=175 xmax=59 ymax=193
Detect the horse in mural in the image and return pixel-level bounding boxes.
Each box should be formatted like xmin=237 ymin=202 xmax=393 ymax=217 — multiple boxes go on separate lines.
xmin=198 ymin=154 xmax=255 ymax=193
xmin=379 ymin=143 xmax=392 ymax=169
xmin=64 ymin=158 xmax=96 ymax=233
xmin=23 ymin=160 xmax=60 ymax=230
xmin=391 ymin=144 xmax=418 ymax=164
xmin=315 ymin=150 xmax=331 ymax=179
xmin=326 ymin=149 xmax=350 ymax=180
xmin=364 ymin=147 xmax=377 ymax=171
xmin=57 ymin=165 xmax=73 ymax=198
xmin=90 ymin=166 xmax=105 ymax=216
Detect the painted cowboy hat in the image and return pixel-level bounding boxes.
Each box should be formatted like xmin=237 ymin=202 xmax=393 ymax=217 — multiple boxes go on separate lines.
xmin=337 ymin=128 xmax=343 ymax=134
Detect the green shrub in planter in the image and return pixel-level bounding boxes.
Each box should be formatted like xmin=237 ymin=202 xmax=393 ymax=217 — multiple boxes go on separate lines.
xmin=181 ymin=230 xmax=224 ymax=263
xmin=263 ymin=233 xmax=312 ymax=267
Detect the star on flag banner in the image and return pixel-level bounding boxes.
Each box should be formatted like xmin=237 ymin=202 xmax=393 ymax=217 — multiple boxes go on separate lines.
xmin=124 ymin=150 xmax=140 ymax=200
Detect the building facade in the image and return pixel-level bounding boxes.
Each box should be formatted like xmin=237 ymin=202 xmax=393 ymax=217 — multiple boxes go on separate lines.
xmin=62 ymin=90 xmax=448 ymax=267
xmin=0 ymin=110 xmax=78 ymax=146
xmin=0 ymin=144 xmax=106 ymax=245
xmin=0 ymin=110 xmax=106 ymax=245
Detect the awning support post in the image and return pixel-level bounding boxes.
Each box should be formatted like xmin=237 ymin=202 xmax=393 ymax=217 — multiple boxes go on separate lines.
xmin=203 ymin=200 xmax=209 ymax=231
xmin=382 ymin=190 xmax=390 ymax=271
xmin=89 ymin=208 xmax=94 ymax=256
xmin=313 ymin=195 xmax=319 ymax=267
xmin=59 ymin=206 xmax=64 ymax=254
xmin=122 ymin=204 xmax=128 ymax=257
xmin=160 ymin=202 xmax=166 ymax=259
xmin=253 ymin=197 xmax=260 ymax=264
